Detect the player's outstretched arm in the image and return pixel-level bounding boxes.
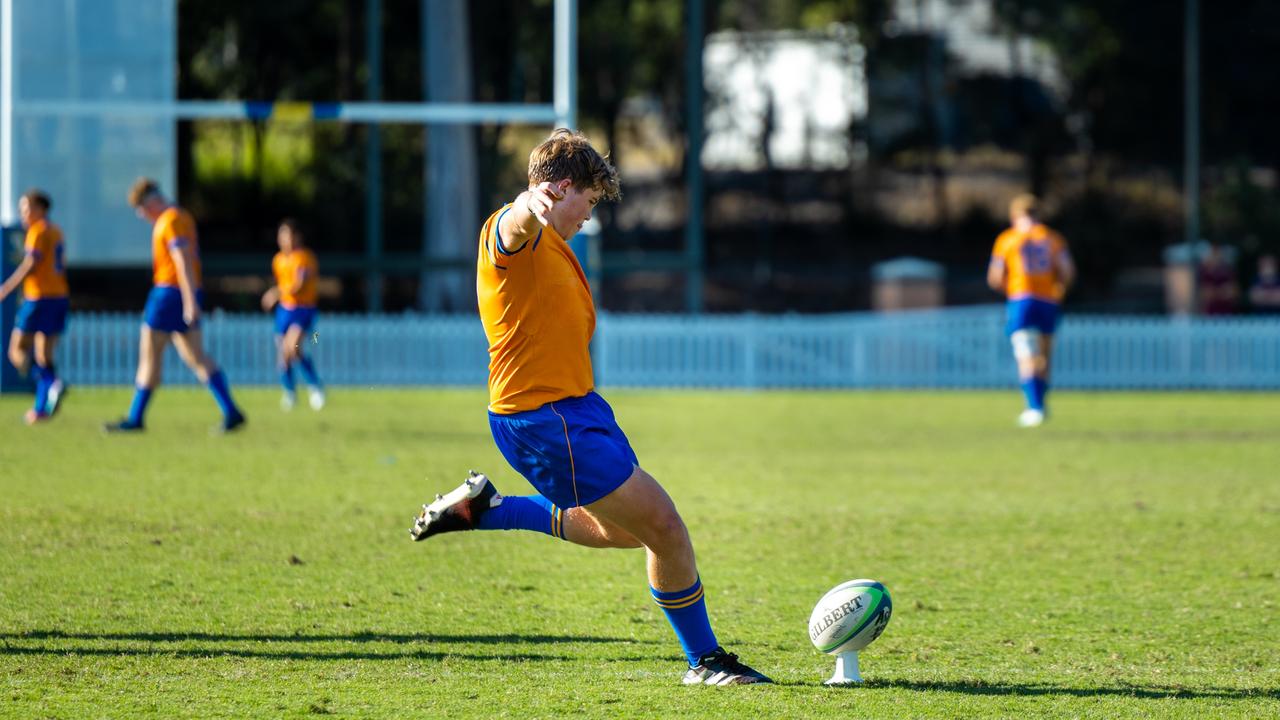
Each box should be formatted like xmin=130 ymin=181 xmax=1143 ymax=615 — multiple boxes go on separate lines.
xmin=0 ymin=254 xmax=36 ymax=301
xmin=498 ymin=180 xmax=565 ymax=253
xmin=986 ymin=257 xmax=1006 ymax=293
xmin=261 ymin=286 xmax=280 ymax=312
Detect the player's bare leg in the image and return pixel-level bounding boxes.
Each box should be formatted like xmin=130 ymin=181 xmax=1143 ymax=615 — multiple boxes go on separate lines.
xmin=585 ymin=468 xmax=770 ymax=684
xmin=582 ymin=467 xmax=697 ymax=590
xmin=560 ymin=508 xmax=643 ymax=549
xmin=279 ymin=323 xmax=323 ymax=409
xmin=173 ymin=328 xmax=246 ymax=432
xmin=137 ymin=327 xmax=169 ymax=389
xmin=105 ymin=328 xmax=168 ymax=432
xmin=11 ymin=329 xmax=41 ymax=424
xmin=274 ymin=333 xmax=297 ymax=410
xmin=171 ymin=328 xmax=214 ymax=383
xmin=7 ymin=328 xmax=32 ymax=376
xmin=281 ymin=324 xmax=305 ymax=364
xmin=409 ymin=468 xmax=769 ymax=684
xmin=409 ymin=467 xmax=768 ymax=685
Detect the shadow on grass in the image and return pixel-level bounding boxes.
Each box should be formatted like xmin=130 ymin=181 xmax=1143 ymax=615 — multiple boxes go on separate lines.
xmin=0 ymin=645 xmax=569 ymax=663
xmin=1 ymin=630 xmax=651 ymax=645
xmin=805 ymin=678 xmax=1278 ymax=701
xmin=0 ymin=630 xmax=658 ymax=663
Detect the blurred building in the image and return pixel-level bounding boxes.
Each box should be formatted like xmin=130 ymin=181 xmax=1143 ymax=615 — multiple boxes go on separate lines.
xmin=703 ymin=26 xmax=866 ymax=171
xmin=2 ymin=0 xmax=174 ymax=266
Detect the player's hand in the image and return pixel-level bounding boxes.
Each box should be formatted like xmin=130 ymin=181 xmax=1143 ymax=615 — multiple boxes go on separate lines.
xmin=525 ymin=182 xmax=565 ymax=227
xmin=183 ymin=303 xmax=200 ymax=326
xmin=260 ymin=289 xmax=277 ymax=312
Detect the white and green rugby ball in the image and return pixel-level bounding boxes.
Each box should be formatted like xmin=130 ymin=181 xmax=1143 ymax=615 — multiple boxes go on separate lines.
xmin=808 ymin=579 xmax=892 ymax=655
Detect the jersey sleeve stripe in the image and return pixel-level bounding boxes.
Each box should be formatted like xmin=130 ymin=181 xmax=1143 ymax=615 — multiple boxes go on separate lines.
xmin=494 ymin=208 xmax=530 ymax=256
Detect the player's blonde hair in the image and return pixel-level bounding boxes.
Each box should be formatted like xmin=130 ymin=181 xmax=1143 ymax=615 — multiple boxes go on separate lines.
xmin=1009 ymin=193 xmax=1039 ymax=220
xmin=527 ymin=128 xmax=621 ymax=202
xmin=127 ymin=177 xmax=162 ymax=208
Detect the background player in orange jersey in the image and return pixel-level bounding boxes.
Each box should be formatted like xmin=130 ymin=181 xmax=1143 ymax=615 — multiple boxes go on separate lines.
xmin=0 ymin=190 xmax=70 ymax=424
xmin=407 ymin=129 xmax=770 ymax=685
xmin=988 ymin=193 xmax=1076 ymax=427
xmin=260 ymin=218 xmax=324 ymax=411
xmin=104 ymin=178 xmax=245 ymax=433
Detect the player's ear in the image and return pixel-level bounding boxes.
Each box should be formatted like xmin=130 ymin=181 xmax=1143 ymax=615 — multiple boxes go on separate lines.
xmin=556 ymin=179 xmax=572 ymax=194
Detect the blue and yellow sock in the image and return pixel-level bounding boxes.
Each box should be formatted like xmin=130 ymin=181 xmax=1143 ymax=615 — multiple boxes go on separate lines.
xmin=206 ymin=369 xmax=240 ymax=419
xmin=127 ymin=386 xmax=153 ymax=426
xmin=652 ymin=577 xmax=719 ymax=666
xmin=476 ymin=495 xmax=566 ymax=539
xmin=32 ymin=364 xmax=52 ymax=415
xmin=280 ymin=362 xmax=297 ymax=393
xmin=296 ymin=354 xmax=322 ymax=389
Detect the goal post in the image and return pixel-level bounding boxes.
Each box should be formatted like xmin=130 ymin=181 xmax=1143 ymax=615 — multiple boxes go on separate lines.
xmin=0 ymin=0 xmax=579 ymax=285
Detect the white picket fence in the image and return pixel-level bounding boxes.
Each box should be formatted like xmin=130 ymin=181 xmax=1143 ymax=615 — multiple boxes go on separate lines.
xmin=54 ymin=306 xmax=1280 ymax=390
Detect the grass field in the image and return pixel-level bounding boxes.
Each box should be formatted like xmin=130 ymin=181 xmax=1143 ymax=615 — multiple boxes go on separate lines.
xmin=1 ymin=388 xmax=1277 ymax=718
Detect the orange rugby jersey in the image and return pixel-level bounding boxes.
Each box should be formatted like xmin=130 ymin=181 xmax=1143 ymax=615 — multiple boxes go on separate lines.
xmin=477 ymin=204 xmax=595 ymax=414
xmin=22 ymin=219 xmax=69 ymax=299
xmin=272 ymin=249 xmax=318 ymax=308
xmin=152 ymin=206 xmax=202 ymax=289
xmin=991 ymin=223 xmax=1070 ymax=303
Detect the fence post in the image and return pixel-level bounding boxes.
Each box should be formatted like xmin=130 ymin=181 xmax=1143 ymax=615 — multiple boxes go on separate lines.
xmin=742 ymin=313 xmax=758 ymax=389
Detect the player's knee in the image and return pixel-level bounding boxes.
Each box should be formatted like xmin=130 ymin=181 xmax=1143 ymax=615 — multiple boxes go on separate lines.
xmin=191 ymin=363 xmax=212 ymax=383
xmin=645 ymin=506 xmax=690 ymax=549
xmin=1032 ymin=359 xmax=1048 ymax=377
xmin=1016 ymin=361 xmax=1036 ymax=380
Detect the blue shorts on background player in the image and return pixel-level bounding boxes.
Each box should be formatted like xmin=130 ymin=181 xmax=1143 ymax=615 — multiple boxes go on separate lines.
xmin=144 ymin=286 xmax=204 ymax=333
xmin=274 ymin=305 xmax=316 ymax=335
xmin=1005 ymin=297 xmax=1059 ymax=337
xmin=16 ymin=297 xmax=69 ymax=336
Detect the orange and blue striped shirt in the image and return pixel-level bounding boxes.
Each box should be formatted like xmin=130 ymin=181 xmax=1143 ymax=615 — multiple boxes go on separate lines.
xmin=272 ymin=249 xmax=319 ymax=309
xmin=476 ymin=204 xmax=595 ymax=415
xmin=22 ymin=219 xmax=68 ymax=300
xmin=152 ymin=206 xmax=201 ymax=289
xmin=991 ymin=223 xmax=1070 ymax=303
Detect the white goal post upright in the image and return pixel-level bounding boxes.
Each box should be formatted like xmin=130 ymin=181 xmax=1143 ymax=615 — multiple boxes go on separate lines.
xmin=1 ymin=0 xmax=14 ymax=227
xmin=0 ymin=0 xmax=578 ymax=224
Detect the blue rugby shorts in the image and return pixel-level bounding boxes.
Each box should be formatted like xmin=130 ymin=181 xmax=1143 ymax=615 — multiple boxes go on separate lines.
xmin=143 ymin=286 xmax=205 ymax=333
xmin=1005 ymin=297 xmax=1060 ymax=336
xmin=489 ymin=391 xmax=639 ymax=509
xmin=15 ymin=297 xmax=69 ymax=335
xmin=274 ymin=305 xmax=317 ymax=335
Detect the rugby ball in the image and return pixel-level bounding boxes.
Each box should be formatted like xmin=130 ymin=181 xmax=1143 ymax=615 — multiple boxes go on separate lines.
xmin=808 ymin=579 xmax=892 ymax=655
